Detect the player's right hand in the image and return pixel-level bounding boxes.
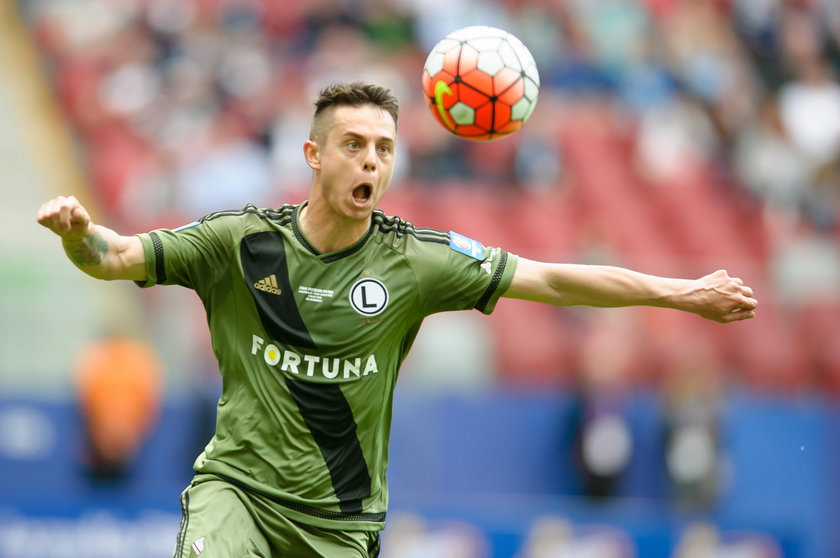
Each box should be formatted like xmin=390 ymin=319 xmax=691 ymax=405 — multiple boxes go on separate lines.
xmin=36 ymin=195 xmax=92 ymax=239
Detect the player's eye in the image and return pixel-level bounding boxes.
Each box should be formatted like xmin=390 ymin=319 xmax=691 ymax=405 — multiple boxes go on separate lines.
xmin=378 ymin=143 xmax=392 ymax=154
xmin=346 ymin=141 xmax=359 ymax=150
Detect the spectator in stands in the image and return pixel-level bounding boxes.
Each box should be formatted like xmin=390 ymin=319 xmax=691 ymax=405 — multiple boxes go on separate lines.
xmin=732 ymin=94 xmax=813 ymax=235
xmin=75 ymin=335 xmax=162 ymax=481
xmin=660 ymin=333 xmax=724 ymax=510
xmin=569 ymin=312 xmax=639 ymax=500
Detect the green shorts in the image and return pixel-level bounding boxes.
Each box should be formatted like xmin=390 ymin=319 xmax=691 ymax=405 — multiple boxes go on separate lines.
xmin=172 ymin=475 xmax=381 ymax=558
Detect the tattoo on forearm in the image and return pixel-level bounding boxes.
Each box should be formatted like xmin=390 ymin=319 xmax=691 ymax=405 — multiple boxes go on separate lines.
xmin=65 ymin=233 xmax=108 ymax=266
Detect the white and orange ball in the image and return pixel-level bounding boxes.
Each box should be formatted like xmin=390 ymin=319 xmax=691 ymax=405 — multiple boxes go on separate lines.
xmin=421 ymin=25 xmax=540 ymax=141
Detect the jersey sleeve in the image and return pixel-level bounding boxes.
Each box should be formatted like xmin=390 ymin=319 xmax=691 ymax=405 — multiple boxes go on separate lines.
xmin=134 ymin=216 xmax=237 ymax=295
xmin=419 ymin=232 xmax=518 ymax=316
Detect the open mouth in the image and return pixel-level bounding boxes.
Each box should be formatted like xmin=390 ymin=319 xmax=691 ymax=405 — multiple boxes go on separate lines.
xmin=352 ymin=183 xmax=372 ymax=204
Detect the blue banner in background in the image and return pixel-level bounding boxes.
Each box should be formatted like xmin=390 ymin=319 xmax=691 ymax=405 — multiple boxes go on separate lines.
xmin=0 ymin=510 xmax=179 ymax=558
xmin=0 ymin=392 xmax=836 ymax=558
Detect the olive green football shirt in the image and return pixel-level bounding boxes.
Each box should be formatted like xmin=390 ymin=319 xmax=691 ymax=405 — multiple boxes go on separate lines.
xmin=136 ymin=202 xmax=518 ymax=531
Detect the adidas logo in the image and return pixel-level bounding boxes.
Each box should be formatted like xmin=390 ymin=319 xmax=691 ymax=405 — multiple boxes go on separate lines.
xmin=254 ymin=274 xmax=282 ymax=295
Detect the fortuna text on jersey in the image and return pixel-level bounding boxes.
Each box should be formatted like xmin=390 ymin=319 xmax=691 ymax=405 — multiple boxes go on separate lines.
xmin=251 ymin=335 xmax=379 ymax=380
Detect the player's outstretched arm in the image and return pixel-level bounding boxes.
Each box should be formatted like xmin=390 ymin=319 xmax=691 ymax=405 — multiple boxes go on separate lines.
xmin=36 ymin=195 xmax=146 ymax=281
xmin=504 ymin=258 xmax=757 ymax=323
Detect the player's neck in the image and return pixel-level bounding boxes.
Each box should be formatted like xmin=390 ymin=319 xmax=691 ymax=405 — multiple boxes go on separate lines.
xmin=297 ymin=202 xmax=371 ymax=254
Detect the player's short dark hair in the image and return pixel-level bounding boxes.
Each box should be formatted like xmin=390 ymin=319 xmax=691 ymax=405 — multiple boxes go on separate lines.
xmin=310 ymin=81 xmax=399 ymax=141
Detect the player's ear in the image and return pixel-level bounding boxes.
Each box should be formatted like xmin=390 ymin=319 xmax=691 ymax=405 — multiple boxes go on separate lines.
xmin=304 ymin=140 xmax=321 ymax=170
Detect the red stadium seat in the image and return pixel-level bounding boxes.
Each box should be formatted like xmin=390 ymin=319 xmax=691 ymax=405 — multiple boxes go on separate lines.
xmin=490 ymin=298 xmax=580 ymax=386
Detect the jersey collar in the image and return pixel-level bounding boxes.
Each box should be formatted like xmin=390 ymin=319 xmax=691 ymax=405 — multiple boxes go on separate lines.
xmin=292 ymin=202 xmax=377 ymax=263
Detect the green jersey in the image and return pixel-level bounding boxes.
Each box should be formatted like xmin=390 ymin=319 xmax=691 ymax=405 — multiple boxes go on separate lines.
xmin=136 ymin=203 xmax=518 ymax=531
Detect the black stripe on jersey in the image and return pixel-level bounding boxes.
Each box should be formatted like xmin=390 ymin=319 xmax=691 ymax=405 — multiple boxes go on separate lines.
xmin=373 ymin=213 xmax=450 ymax=245
xmin=475 ymin=250 xmax=509 ymax=313
xmin=369 ymin=533 xmax=382 ymax=557
xmin=148 ymin=231 xmax=167 ymax=284
xmin=199 ymin=204 xmax=296 ymax=224
xmin=412 ymin=229 xmax=450 ymax=244
xmin=241 ymin=231 xmax=317 ymax=349
xmin=211 ymin=473 xmax=387 ymax=523
xmin=285 ymin=378 xmax=373 ymax=515
xmin=173 ymin=488 xmax=189 ymax=558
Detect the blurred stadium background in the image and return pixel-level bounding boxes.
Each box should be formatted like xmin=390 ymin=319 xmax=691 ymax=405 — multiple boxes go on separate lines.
xmin=2 ymin=0 xmax=840 ymax=556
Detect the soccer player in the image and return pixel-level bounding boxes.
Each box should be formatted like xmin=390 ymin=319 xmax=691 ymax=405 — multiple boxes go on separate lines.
xmin=37 ymin=82 xmax=757 ymax=558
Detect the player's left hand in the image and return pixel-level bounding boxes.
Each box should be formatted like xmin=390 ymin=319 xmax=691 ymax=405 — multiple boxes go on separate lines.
xmin=690 ymin=269 xmax=757 ymax=323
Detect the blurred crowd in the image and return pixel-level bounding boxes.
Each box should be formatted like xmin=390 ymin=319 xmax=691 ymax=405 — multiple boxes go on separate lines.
xmin=25 ymin=0 xmax=840 ymax=225
xmin=19 ymin=0 xmax=840 ymax=394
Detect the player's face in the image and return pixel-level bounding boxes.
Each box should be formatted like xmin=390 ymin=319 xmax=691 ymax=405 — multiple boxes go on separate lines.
xmin=308 ymin=104 xmax=396 ymax=222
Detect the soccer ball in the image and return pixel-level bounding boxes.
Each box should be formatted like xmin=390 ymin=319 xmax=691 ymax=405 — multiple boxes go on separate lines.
xmin=421 ymin=26 xmax=540 ymax=141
